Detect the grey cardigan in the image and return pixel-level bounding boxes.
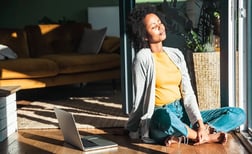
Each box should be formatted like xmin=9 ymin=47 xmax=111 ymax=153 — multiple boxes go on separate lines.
xmin=126 ymin=47 xmax=202 ymax=143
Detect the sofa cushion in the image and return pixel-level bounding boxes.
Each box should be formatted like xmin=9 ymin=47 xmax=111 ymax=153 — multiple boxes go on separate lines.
xmin=77 ymin=27 xmax=107 ymax=54
xmin=0 ymin=58 xmax=59 ymax=79
xmin=25 ymin=23 xmax=91 ymax=57
xmin=41 ymin=53 xmax=120 ymax=74
xmin=0 ymin=28 xmax=29 ymax=58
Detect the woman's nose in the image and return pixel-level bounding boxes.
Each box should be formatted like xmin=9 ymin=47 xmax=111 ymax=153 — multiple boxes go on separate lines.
xmin=156 ymin=24 xmax=161 ymax=30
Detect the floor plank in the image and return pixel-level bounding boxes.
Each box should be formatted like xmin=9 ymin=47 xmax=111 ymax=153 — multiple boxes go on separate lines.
xmin=0 ymin=128 xmax=249 ymax=154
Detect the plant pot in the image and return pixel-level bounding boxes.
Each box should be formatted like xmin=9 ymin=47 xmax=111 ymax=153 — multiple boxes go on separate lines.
xmin=193 ymin=52 xmax=220 ymax=110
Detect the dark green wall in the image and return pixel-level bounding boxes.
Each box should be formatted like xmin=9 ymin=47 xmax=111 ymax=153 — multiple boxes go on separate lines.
xmin=0 ymin=0 xmax=118 ymax=28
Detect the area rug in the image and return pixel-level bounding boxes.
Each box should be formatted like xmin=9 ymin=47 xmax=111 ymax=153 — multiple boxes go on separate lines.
xmin=17 ymin=92 xmax=128 ymax=129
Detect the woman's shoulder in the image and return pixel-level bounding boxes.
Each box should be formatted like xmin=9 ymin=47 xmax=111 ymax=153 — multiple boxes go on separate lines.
xmin=133 ymin=48 xmax=153 ymax=67
xmin=137 ymin=48 xmax=152 ymax=54
xmin=135 ymin=48 xmax=152 ymax=59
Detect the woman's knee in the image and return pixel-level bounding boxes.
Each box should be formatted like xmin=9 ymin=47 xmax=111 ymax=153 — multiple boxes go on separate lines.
xmin=225 ymin=107 xmax=246 ymax=123
xmin=150 ymin=108 xmax=188 ymax=137
xmin=233 ymin=107 xmax=246 ymax=122
xmin=150 ymin=108 xmax=172 ymax=130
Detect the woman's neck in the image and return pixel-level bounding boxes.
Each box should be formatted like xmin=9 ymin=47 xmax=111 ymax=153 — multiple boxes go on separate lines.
xmin=149 ymin=43 xmax=163 ymax=53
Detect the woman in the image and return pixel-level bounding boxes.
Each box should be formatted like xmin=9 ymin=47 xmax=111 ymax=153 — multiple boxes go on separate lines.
xmin=125 ymin=4 xmax=246 ymax=146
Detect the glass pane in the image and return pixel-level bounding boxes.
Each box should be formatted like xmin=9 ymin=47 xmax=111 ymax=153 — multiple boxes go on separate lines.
xmin=238 ymin=0 xmax=251 ymax=132
xmin=248 ymin=0 xmax=252 ymax=132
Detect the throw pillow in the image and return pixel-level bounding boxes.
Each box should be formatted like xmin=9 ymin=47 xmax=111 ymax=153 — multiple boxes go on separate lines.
xmin=100 ymin=36 xmax=120 ymax=53
xmin=77 ymin=27 xmax=107 ymax=54
xmin=0 ymin=44 xmax=18 ymax=60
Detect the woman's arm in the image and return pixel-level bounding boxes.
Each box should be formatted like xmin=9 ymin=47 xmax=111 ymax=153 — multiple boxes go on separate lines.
xmin=176 ymin=49 xmax=202 ymax=124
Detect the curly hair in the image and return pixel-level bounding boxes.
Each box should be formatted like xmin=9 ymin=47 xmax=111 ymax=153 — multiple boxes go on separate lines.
xmin=127 ymin=4 xmax=167 ymax=52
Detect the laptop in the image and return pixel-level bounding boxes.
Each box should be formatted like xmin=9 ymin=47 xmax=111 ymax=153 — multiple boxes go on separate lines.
xmin=54 ymin=107 xmax=118 ymax=152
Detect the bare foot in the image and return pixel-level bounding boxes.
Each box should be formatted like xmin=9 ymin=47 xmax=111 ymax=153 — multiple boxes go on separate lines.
xmin=204 ymin=124 xmax=215 ymax=134
xmin=194 ymin=132 xmax=228 ymax=145
xmin=164 ymin=136 xmax=180 ymax=146
xmin=209 ymin=132 xmax=227 ymax=144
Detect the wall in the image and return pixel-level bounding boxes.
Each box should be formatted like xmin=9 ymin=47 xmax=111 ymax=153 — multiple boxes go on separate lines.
xmin=88 ymin=6 xmax=120 ymax=37
xmin=0 ymin=0 xmax=118 ymax=28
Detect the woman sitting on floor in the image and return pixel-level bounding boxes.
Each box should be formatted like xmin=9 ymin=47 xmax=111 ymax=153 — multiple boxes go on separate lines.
xmin=125 ymin=4 xmax=246 ymax=146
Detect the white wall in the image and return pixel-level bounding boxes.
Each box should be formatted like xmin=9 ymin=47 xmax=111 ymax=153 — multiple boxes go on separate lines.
xmin=88 ymin=6 xmax=120 ymax=37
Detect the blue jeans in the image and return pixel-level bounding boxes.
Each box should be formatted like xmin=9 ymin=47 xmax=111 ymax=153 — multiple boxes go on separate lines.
xmin=149 ymin=100 xmax=246 ymax=144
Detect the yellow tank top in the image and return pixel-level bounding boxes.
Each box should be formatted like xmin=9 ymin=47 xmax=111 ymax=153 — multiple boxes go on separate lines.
xmin=152 ymin=51 xmax=182 ymax=107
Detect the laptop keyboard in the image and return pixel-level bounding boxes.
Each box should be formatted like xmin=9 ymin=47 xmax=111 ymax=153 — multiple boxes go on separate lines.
xmin=81 ymin=138 xmax=98 ymax=147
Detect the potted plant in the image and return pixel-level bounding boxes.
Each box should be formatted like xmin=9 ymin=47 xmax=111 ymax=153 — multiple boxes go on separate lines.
xmin=183 ymin=27 xmax=220 ymax=110
xmin=183 ymin=0 xmax=221 ymax=110
xmin=183 ymin=29 xmax=215 ymax=52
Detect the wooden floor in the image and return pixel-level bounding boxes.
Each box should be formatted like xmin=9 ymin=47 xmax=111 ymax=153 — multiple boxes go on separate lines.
xmin=1 ymin=82 xmax=249 ymax=153
xmin=0 ymin=127 xmax=249 ymax=154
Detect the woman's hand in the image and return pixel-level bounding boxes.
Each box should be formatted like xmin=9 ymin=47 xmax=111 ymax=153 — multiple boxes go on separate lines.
xmin=194 ymin=120 xmax=209 ymax=145
xmin=196 ymin=126 xmax=209 ymax=144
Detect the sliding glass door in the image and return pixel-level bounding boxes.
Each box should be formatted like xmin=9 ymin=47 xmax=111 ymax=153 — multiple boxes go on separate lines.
xmin=223 ymin=0 xmax=251 ymax=134
xmin=237 ymin=0 xmax=252 ymax=133
xmin=247 ymin=0 xmax=252 ymax=135
xmin=232 ymin=0 xmax=251 ymax=135
xmin=120 ymin=1 xmax=252 ymax=133
xmin=237 ymin=0 xmax=248 ymax=130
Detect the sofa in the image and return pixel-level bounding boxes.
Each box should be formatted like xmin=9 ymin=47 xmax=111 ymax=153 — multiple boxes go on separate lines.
xmin=0 ymin=23 xmax=121 ymax=90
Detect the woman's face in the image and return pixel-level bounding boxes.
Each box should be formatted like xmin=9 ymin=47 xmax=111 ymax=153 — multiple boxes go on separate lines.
xmin=143 ymin=13 xmax=166 ymax=44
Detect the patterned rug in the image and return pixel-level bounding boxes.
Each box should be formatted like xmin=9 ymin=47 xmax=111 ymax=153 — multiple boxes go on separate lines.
xmin=17 ymin=91 xmax=128 ymax=129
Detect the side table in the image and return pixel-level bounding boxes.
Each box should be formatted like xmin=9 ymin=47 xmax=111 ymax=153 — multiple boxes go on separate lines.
xmin=0 ymin=86 xmax=20 ymax=142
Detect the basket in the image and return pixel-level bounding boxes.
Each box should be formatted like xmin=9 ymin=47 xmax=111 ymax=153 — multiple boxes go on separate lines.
xmin=193 ymin=52 xmax=220 ymax=110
